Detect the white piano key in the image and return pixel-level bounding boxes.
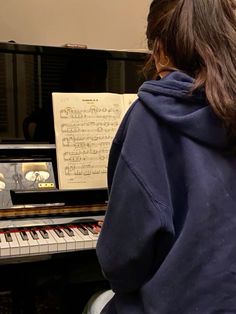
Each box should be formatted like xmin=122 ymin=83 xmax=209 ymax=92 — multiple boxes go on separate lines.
xmin=61 ymin=228 xmax=76 ymax=251
xmin=7 ymin=232 xmax=20 ymax=256
xmin=42 ymin=229 xmax=57 ymax=253
xmin=34 ymin=230 xmax=49 ymax=253
xmin=25 ymin=231 xmax=39 ymax=254
xmin=86 ymin=229 xmax=99 ymax=248
xmin=15 ymin=232 xmax=30 ymax=255
xmin=84 ymin=224 xmax=100 ymax=248
xmin=48 ymin=229 xmax=67 ymax=252
xmin=73 ymin=226 xmax=93 ymax=250
xmin=69 ymin=227 xmax=85 ymax=250
xmin=0 ymin=233 xmax=10 ymax=257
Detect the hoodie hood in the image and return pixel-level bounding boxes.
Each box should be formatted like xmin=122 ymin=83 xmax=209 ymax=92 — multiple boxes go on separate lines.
xmin=138 ymin=71 xmax=228 ymax=149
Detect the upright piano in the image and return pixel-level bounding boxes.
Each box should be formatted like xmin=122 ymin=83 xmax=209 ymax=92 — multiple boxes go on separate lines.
xmin=0 ymin=42 xmax=147 ymax=313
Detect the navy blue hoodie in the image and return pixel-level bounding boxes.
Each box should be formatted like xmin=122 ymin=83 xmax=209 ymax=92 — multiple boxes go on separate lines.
xmin=96 ymin=71 xmax=236 ymax=314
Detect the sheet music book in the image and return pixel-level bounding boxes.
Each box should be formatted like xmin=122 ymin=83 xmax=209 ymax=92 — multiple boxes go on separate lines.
xmin=52 ymin=92 xmax=137 ymax=190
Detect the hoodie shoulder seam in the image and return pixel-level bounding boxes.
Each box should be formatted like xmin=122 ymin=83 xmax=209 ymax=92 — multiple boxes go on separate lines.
xmin=120 ymin=153 xmax=170 ymax=230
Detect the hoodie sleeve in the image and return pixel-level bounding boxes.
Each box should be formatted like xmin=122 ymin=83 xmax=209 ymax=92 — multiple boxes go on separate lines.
xmin=96 ymin=141 xmax=174 ymax=293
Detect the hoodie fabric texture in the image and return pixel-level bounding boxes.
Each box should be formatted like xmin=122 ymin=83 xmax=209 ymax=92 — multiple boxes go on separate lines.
xmin=96 ymin=71 xmax=236 ymax=314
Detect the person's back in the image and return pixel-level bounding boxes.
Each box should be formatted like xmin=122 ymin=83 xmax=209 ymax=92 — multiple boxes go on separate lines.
xmin=92 ymin=0 xmax=236 ymax=313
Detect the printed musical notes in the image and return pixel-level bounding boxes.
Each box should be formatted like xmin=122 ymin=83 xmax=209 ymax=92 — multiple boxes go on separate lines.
xmin=52 ymin=93 xmax=137 ymax=190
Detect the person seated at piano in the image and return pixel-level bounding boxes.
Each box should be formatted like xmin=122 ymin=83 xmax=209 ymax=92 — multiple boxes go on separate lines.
xmin=84 ymin=0 xmax=236 ymax=313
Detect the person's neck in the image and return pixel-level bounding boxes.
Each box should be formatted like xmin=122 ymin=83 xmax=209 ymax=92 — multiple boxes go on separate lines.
xmin=158 ymin=66 xmax=178 ymax=79
xmin=158 ymin=70 xmax=171 ymax=78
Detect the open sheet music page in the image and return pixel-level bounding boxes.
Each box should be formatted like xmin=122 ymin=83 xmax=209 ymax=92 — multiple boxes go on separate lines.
xmin=123 ymin=93 xmax=139 ymax=112
xmin=52 ymin=92 xmax=137 ymax=190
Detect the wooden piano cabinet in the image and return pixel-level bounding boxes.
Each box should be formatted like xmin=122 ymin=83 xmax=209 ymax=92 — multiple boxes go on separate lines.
xmin=0 ymin=250 xmax=110 ymax=314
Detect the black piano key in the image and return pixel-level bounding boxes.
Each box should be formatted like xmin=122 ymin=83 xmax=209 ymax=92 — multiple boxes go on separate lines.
xmin=5 ymin=232 xmax=13 ymax=242
xmin=86 ymin=224 xmax=99 ymax=235
xmin=63 ymin=227 xmax=74 ymax=237
xmin=54 ymin=228 xmax=64 ymax=238
xmin=30 ymin=230 xmax=39 ymax=240
xmin=20 ymin=231 xmax=28 ymax=241
xmin=39 ymin=229 xmax=49 ymax=239
xmin=77 ymin=225 xmax=89 ymax=236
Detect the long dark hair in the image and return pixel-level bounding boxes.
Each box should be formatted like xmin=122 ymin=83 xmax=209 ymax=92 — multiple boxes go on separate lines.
xmin=145 ymin=0 xmax=236 ymax=136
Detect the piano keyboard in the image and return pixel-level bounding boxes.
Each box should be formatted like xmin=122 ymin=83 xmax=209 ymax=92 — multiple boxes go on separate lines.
xmin=0 ymin=215 xmax=103 ymax=260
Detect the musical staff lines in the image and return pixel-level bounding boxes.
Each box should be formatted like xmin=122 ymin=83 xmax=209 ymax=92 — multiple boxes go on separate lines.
xmin=52 ymin=93 xmax=136 ymax=189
